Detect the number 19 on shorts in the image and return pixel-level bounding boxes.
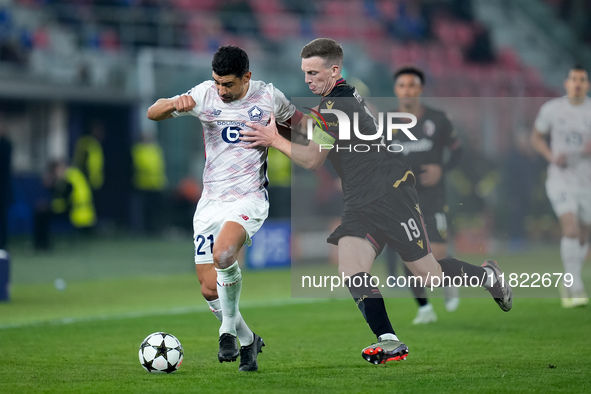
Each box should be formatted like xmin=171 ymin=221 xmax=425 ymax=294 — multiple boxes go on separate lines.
xmin=400 ymin=218 xmax=421 ymax=241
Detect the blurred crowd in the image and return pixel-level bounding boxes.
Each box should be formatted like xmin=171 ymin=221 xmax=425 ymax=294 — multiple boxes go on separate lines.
xmin=545 ymin=0 xmax=591 ymax=44
xmin=0 ymin=0 xmax=543 ymax=95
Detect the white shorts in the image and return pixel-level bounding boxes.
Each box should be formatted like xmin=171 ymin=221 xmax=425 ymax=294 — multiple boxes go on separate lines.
xmin=545 ymin=179 xmax=591 ymax=224
xmin=193 ymin=197 xmax=269 ymax=264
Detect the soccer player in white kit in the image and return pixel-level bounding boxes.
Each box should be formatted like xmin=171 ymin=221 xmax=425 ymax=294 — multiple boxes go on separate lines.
xmin=531 ymin=65 xmax=591 ymax=308
xmin=147 ymin=46 xmax=303 ymax=371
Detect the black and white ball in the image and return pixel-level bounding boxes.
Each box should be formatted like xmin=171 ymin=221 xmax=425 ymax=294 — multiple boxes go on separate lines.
xmin=138 ymin=332 xmax=184 ymax=373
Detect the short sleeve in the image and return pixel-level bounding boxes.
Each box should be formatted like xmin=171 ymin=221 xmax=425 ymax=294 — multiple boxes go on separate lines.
xmin=534 ymin=102 xmax=552 ymax=135
xmin=270 ymin=84 xmax=297 ymax=123
xmin=169 ymin=82 xmax=210 ymax=118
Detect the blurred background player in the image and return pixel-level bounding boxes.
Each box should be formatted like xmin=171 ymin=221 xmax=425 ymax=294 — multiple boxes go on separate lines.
xmin=387 ymin=66 xmax=463 ymax=324
xmin=531 ymin=65 xmax=591 ymax=308
xmin=131 ymin=132 xmax=168 ymax=236
xmin=242 ymin=38 xmax=513 ymax=365
xmin=147 ymin=45 xmax=304 ymax=371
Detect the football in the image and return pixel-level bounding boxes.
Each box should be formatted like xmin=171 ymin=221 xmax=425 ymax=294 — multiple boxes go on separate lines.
xmin=138 ymin=332 xmax=184 ymax=373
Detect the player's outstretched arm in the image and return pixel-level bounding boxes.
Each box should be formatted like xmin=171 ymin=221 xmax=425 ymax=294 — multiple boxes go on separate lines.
xmin=147 ymin=95 xmax=196 ymax=121
xmin=242 ymin=114 xmax=330 ymax=171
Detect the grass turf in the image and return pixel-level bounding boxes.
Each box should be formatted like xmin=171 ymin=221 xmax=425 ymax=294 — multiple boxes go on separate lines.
xmin=1 ymin=236 xmax=590 ymax=393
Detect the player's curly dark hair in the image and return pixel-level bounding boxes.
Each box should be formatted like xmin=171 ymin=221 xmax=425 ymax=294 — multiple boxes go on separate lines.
xmin=212 ymin=45 xmax=249 ymax=78
xmin=393 ymin=66 xmax=425 ymax=85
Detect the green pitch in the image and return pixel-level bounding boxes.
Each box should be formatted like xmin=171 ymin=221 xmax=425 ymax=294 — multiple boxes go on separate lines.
xmin=1 ymin=237 xmax=590 ymax=393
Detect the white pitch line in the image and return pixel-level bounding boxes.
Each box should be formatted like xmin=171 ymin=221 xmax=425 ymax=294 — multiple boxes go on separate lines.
xmin=0 ymin=297 xmax=343 ymax=330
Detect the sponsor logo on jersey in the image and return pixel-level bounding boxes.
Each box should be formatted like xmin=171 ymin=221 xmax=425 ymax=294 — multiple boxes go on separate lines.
xmin=221 ymin=126 xmax=243 ymax=143
xmin=393 ymin=138 xmax=434 ymax=155
xmin=239 ymin=214 xmax=249 ymax=221
xmin=217 ymin=121 xmax=245 ymax=126
xmin=212 ymin=109 xmax=221 ymax=116
xmin=416 ymin=239 xmax=424 ymax=249
xmin=326 ymin=101 xmax=334 ymax=109
xmin=248 ymin=106 xmax=263 ymax=121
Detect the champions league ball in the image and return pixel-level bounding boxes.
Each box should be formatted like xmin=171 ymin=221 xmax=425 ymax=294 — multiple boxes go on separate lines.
xmin=138 ymin=332 xmax=184 ymax=373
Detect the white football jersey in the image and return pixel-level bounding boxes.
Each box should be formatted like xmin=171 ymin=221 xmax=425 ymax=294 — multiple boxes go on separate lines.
xmin=535 ymin=96 xmax=591 ymax=188
xmin=171 ymin=80 xmax=296 ymax=201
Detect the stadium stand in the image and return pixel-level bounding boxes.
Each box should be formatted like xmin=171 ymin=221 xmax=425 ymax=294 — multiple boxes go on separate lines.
xmin=0 ymin=0 xmax=569 ymax=97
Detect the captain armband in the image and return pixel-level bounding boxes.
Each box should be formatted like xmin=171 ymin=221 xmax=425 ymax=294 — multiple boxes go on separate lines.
xmin=312 ymin=125 xmax=336 ymax=146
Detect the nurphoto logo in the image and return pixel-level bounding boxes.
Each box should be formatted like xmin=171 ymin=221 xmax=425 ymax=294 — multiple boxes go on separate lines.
xmin=307 ymin=108 xmax=418 ymax=152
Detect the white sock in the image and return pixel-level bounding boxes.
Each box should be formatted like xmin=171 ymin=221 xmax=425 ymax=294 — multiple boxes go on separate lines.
xmin=206 ymin=298 xmax=254 ymax=347
xmin=378 ymin=333 xmax=399 ymax=342
xmin=236 ymin=312 xmax=254 ymax=347
xmin=206 ymin=299 xmax=223 ymax=322
xmin=561 ymin=237 xmax=584 ymax=294
xmin=216 ymin=262 xmax=242 ymax=337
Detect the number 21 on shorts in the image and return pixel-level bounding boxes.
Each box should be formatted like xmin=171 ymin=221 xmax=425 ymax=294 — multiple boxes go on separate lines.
xmin=195 ymin=234 xmax=214 ymax=257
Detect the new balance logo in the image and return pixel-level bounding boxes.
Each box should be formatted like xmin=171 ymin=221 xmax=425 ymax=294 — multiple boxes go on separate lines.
xmin=212 ymin=109 xmax=221 ymax=116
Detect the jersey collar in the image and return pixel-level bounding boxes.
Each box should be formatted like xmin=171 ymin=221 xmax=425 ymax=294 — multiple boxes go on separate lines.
xmin=324 ymin=78 xmax=346 ymax=97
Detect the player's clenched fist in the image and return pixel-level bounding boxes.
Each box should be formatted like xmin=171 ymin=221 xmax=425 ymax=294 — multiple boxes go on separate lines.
xmin=174 ymin=95 xmax=196 ymax=112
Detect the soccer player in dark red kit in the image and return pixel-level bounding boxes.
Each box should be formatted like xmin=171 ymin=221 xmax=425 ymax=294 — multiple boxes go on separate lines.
xmin=241 ymin=38 xmax=512 ymax=365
